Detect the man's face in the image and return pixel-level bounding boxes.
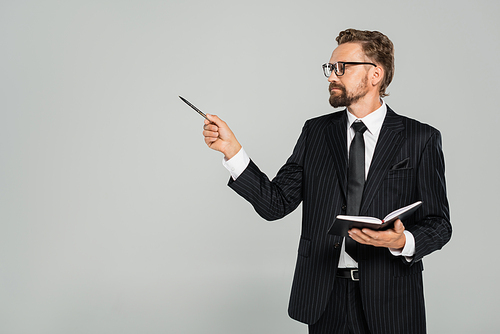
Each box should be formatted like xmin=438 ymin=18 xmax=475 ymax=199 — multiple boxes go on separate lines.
xmin=327 ymin=43 xmax=373 ymax=108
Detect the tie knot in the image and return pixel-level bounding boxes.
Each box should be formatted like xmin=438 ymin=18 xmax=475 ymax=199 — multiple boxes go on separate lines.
xmin=352 ymin=121 xmax=367 ymax=134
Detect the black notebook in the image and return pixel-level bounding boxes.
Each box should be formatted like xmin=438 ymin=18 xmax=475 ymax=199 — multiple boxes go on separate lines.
xmin=328 ymin=201 xmax=422 ymax=237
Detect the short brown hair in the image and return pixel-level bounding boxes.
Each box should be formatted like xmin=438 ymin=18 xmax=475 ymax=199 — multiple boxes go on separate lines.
xmin=336 ymin=29 xmax=394 ymax=97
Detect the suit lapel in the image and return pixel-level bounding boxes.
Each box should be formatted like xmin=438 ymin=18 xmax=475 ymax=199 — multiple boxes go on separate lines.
xmin=360 ymin=107 xmax=405 ymax=215
xmin=325 ymin=111 xmax=348 ymax=198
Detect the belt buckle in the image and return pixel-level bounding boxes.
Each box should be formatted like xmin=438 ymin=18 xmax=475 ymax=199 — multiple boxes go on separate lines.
xmin=350 ymin=269 xmax=359 ymax=281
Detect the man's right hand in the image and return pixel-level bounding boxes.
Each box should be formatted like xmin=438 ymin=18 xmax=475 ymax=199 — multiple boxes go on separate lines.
xmin=203 ymin=114 xmax=242 ymax=160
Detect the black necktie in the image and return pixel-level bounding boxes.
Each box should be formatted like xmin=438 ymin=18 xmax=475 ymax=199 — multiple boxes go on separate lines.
xmin=345 ymin=121 xmax=367 ymax=261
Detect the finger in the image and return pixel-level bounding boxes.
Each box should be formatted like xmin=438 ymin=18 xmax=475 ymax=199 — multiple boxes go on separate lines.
xmin=349 ymin=228 xmax=370 ymax=243
xmin=203 ymin=130 xmax=219 ymax=140
xmin=206 ymin=114 xmax=225 ymax=128
xmin=203 ymin=123 xmax=219 ymax=132
xmin=348 ymin=228 xmax=361 ymax=237
xmin=359 ymin=228 xmax=380 ymax=240
xmin=348 ymin=232 xmax=365 ymax=244
xmin=205 ymin=135 xmax=219 ymax=144
xmin=203 ymin=124 xmax=219 ymax=135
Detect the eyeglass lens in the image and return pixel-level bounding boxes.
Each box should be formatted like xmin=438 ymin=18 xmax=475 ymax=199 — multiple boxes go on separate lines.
xmin=323 ymin=63 xmax=344 ymax=77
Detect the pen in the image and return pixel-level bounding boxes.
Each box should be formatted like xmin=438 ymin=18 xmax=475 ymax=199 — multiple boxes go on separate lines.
xmin=179 ymin=96 xmax=209 ymax=121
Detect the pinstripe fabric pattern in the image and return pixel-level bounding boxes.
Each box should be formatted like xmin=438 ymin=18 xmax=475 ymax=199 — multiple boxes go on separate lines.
xmin=228 ymin=107 xmax=452 ymax=334
xmin=309 ymin=279 xmax=370 ymax=334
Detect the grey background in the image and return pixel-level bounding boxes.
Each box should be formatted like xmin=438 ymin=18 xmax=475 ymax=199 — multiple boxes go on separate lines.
xmin=1 ymin=0 xmax=499 ymax=333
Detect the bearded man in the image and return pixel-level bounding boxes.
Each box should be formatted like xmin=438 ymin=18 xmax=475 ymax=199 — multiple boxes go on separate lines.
xmin=202 ymin=29 xmax=451 ymax=334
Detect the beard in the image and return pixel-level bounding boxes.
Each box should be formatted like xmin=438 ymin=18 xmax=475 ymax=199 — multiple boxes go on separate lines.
xmin=329 ymin=76 xmax=369 ymax=108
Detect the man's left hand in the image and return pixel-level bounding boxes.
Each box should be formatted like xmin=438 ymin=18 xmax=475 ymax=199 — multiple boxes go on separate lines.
xmin=348 ymin=219 xmax=406 ymax=250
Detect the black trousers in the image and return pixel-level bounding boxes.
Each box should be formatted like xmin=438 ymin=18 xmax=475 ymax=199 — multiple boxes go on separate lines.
xmin=308 ymin=278 xmax=371 ymax=334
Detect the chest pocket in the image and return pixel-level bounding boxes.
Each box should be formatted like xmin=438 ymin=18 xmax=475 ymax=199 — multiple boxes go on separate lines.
xmin=387 ymin=167 xmax=413 ymax=179
xmin=379 ymin=165 xmax=416 ymax=207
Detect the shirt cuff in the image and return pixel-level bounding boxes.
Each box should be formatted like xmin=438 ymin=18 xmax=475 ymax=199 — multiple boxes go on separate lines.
xmin=389 ymin=230 xmax=415 ymax=262
xmin=222 ymin=147 xmax=250 ymax=180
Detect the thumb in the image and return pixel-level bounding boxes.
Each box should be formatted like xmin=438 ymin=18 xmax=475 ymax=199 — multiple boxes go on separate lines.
xmin=206 ymin=114 xmax=224 ymax=127
xmin=393 ymin=219 xmax=405 ymax=233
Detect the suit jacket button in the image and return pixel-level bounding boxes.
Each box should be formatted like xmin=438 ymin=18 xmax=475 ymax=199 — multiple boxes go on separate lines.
xmin=341 ymin=204 xmax=347 ymax=211
xmin=334 ymin=243 xmax=340 ymax=249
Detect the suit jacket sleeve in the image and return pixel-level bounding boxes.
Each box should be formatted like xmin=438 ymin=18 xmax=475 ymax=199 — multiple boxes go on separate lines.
xmin=408 ymin=130 xmax=452 ymax=263
xmin=227 ymin=121 xmax=309 ymax=221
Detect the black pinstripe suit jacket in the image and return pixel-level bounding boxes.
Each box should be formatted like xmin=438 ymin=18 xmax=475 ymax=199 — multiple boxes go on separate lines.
xmin=228 ymin=107 xmax=452 ymax=334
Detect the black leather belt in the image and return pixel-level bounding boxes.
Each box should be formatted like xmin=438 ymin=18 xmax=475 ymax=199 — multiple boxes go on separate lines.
xmin=336 ymin=268 xmax=359 ymax=281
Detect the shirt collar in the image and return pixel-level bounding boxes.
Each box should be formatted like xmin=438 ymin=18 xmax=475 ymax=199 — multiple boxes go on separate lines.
xmin=347 ymin=100 xmax=387 ymax=136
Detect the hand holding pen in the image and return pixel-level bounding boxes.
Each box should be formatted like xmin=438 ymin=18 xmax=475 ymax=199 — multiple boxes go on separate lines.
xmin=203 ymin=114 xmax=242 ymax=160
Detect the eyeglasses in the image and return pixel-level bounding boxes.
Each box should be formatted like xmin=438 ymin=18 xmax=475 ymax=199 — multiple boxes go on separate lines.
xmin=322 ymin=62 xmax=377 ymax=77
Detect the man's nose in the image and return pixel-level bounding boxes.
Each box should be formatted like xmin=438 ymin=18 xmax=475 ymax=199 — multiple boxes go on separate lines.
xmin=328 ymin=71 xmax=339 ymax=83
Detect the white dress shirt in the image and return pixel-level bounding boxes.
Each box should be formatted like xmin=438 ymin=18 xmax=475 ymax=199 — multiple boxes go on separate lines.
xmin=223 ymin=100 xmax=415 ymax=267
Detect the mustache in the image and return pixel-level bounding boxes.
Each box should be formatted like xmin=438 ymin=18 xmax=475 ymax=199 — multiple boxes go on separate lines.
xmin=329 ymin=83 xmax=345 ymax=91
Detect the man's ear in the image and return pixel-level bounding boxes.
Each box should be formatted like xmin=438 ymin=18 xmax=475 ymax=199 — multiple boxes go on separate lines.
xmin=371 ymin=66 xmax=384 ymax=87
